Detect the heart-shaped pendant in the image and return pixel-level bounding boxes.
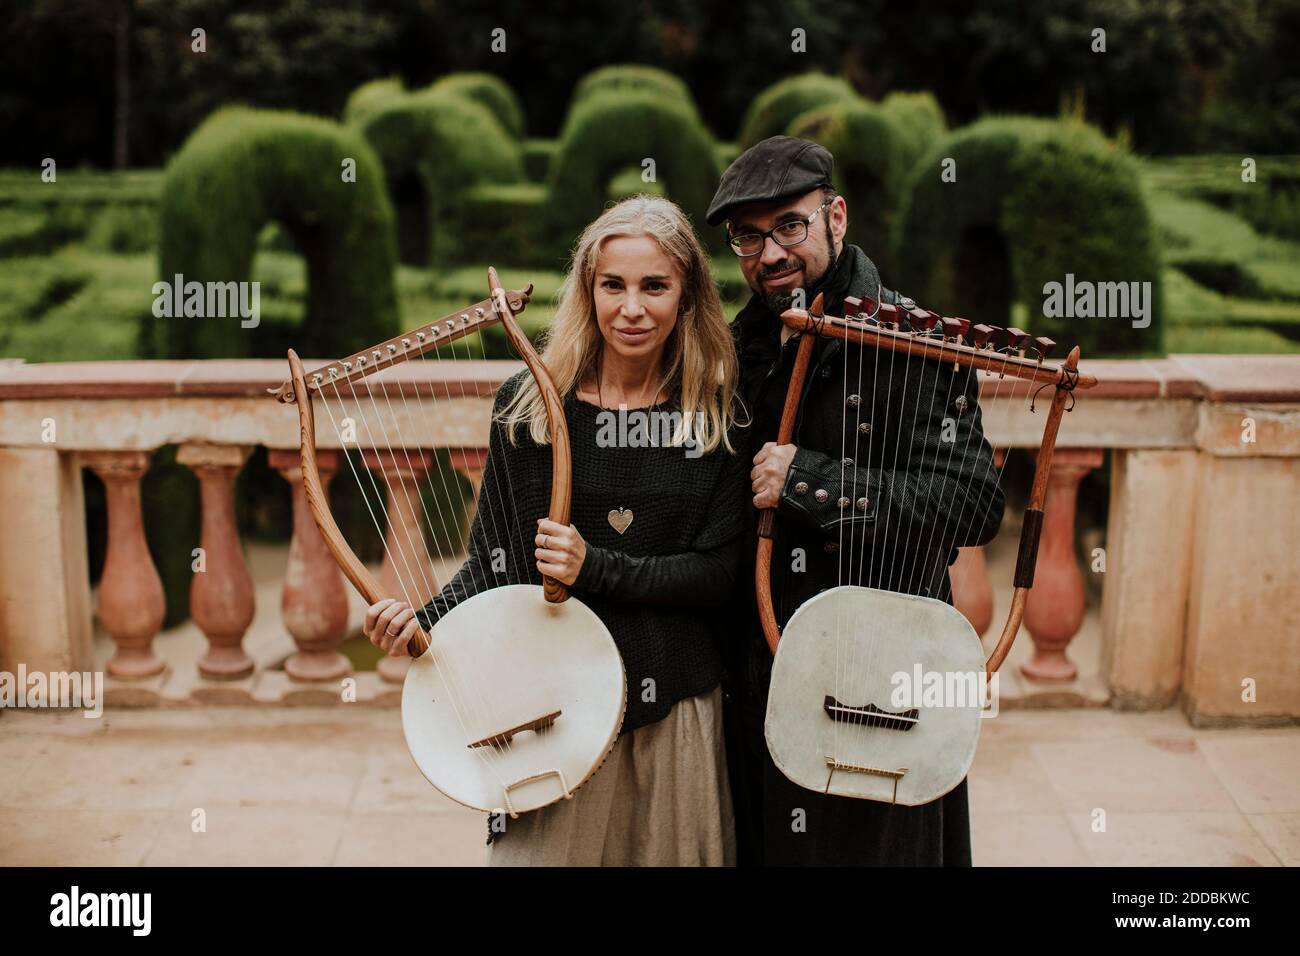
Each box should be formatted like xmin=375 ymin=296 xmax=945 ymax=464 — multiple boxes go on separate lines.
xmin=607 ymin=507 xmax=634 ymax=534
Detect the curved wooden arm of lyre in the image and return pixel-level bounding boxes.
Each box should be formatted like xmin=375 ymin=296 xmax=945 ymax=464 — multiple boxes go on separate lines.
xmin=487 ymin=265 xmax=573 ymax=605
xmin=983 ymin=345 xmax=1080 ymax=674
xmin=755 ymin=294 xmax=823 ymax=655
xmin=286 ymin=347 xmax=432 ymax=657
xmin=757 ymin=296 xmax=1096 ymax=672
xmin=280 ymin=275 xmax=539 ymax=657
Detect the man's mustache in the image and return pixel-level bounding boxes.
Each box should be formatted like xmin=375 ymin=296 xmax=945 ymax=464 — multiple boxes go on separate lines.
xmin=757 ymin=259 xmax=803 ymax=280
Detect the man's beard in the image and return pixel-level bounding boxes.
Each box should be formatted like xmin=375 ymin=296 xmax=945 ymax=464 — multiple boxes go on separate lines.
xmin=758 ymin=257 xmax=813 ymax=313
xmin=757 ymin=222 xmax=838 ymax=313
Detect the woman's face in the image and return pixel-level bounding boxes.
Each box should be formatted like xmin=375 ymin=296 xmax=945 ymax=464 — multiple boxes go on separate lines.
xmin=592 ymin=234 xmax=682 ymax=364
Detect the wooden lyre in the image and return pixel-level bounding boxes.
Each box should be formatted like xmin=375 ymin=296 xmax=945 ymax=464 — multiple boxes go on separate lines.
xmin=270 ymin=267 xmax=625 ymax=816
xmin=759 ymin=291 xmax=1099 ymax=805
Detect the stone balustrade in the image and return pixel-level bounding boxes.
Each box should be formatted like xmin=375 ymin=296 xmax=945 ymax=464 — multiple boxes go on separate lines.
xmin=0 ymin=355 xmax=1296 ymax=725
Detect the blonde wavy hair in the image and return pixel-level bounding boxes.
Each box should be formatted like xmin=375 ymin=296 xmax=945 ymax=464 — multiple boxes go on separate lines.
xmin=498 ymin=195 xmax=742 ymax=454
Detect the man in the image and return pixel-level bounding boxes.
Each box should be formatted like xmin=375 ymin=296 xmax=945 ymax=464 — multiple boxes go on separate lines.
xmin=708 ymin=136 xmax=1005 ymax=866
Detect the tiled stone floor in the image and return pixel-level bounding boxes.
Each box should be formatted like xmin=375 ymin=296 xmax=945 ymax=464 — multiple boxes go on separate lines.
xmin=0 ymin=704 xmax=1294 ymax=866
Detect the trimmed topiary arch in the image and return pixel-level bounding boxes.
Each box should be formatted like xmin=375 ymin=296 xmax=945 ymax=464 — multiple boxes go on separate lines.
xmin=571 ymin=65 xmax=697 ymax=115
xmin=156 ymin=107 xmax=399 ymax=360
xmin=787 ymin=104 xmax=902 ymax=279
xmin=894 ymin=116 xmax=1163 ymax=357
xmin=738 ymin=72 xmax=858 ymax=149
xmin=358 ymin=90 xmax=525 ymax=265
xmin=547 ymin=91 xmax=721 ymax=249
xmin=428 ymin=72 xmax=526 ymax=139
xmin=879 ymin=92 xmax=947 ymax=166
xmin=342 ymin=77 xmax=407 ymax=127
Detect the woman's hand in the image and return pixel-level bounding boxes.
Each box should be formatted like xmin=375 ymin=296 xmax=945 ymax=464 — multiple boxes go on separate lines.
xmin=363 ymin=597 xmax=420 ymax=657
xmin=535 ymin=518 xmax=587 ymax=585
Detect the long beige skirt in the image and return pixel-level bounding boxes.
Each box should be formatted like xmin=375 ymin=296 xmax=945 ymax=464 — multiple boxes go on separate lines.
xmin=488 ymin=686 xmax=736 ymax=866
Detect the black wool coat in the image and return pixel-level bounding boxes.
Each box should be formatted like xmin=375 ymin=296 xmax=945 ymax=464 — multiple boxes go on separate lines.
xmin=723 ymin=244 xmax=1006 ymax=866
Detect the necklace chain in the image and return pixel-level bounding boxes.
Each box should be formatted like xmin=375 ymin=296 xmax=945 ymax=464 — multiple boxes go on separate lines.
xmin=597 ymin=355 xmax=665 ymax=410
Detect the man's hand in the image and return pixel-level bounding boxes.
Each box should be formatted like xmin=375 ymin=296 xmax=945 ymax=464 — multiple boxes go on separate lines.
xmin=752 ymin=442 xmax=797 ymax=509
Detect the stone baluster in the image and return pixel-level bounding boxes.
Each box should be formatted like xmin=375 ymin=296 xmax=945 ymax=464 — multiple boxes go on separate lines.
xmin=268 ymin=448 xmax=351 ymax=682
xmin=951 ymin=449 xmax=1003 ymax=638
xmin=362 ymin=449 xmax=435 ymax=684
xmin=82 ymin=451 xmax=166 ymax=678
xmin=1022 ymin=447 xmax=1105 ymax=682
xmin=448 ymin=447 xmax=488 ymax=543
xmin=177 ymin=443 xmax=255 ymax=681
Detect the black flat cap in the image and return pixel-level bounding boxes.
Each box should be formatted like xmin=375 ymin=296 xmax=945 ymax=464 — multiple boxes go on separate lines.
xmin=706 ymin=135 xmax=834 ymax=226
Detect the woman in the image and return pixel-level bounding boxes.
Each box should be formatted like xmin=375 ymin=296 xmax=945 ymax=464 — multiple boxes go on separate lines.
xmin=363 ymin=196 xmax=748 ymax=866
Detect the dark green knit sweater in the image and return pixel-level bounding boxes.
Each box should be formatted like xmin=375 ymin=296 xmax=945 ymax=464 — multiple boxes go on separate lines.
xmin=416 ymin=369 xmax=749 ymax=732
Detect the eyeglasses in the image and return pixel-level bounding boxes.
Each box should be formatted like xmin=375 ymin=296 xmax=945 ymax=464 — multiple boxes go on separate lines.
xmin=727 ymin=200 xmax=831 ymax=257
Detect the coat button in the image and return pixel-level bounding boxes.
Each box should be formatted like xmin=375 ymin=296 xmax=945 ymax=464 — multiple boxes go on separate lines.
xmin=793 ymin=481 xmax=809 ymax=495
xmin=842 ymin=457 xmax=853 ymax=466
xmin=846 ymin=394 xmax=861 ymax=407
xmin=814 ymin=489 xmax=829 ymax=503
xmin=954 ymin=395 xmax=969 ymax=414
xmin=858 ymin=422 xmax=871 ymax=434
xmin=837 ymin=496 xmax=850 ymax=509
xmin=856 ymin=497 xmax=869 ymax=512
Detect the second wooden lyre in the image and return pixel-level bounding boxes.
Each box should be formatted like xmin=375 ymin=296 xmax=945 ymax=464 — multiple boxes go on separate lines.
xmin=759 ymin=292 xmax=1098 ymax=805
xmin=271 ymin=267 xmax=625 ymax=817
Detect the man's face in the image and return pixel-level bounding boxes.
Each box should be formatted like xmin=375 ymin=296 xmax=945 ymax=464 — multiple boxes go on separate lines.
xmin=728 ymin=189 xmax=848 ymax=313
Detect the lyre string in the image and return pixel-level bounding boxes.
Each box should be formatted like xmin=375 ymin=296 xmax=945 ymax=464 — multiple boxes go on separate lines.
xmin=854 ymin=293 xmax=920 ymax=741
xmin=837 ymin=290 xmax=883 ymax=758
xmin=334 ymin=369 xmax=515 ymax=782
xmin=939 ymin=341 xmax=1053 ymax=672
xmin=411 ymin=306 xmax=538 ymax=767
xmin=911 ymin=350 xmax=1015 ymax=644
xmin=319 ymin=362 xmax=510 ymax=787
xmin=365 ymin=337 xmax=524 ymax=772
xmin=427 ymin=306 xmax=537 ymax=761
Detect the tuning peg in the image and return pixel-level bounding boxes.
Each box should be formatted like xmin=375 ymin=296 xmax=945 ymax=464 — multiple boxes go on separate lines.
xmin=940 ymin=317 xmax=970 ymax=342
xmin=913 ymin=309 xmax=941 ymax=333
xmin=810 ymin=293 xmax=825 ymax=317
xmin=843 ymin=295 xmax=863 ymax=317
xmin=971 ymin=324 xmax=996 ymax=348
xmin=1006 ymin=327 xmax=1030 ymax=352
xmin=1034 ymin=336 xmax=1057 ymax=359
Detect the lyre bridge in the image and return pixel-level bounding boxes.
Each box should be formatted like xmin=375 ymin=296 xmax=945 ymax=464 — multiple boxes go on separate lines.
xmin=468 ymin=710 xmax=562 ymax=750
xmin=823 ymin=694 xmax=918 ymax=732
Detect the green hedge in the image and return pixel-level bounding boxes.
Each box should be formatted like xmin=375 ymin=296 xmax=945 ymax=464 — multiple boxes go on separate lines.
xmin=894 ymin=116 xmax=1163 ymax=358
xmin=787 ymin=92 xmax=945 ymax=280
xmin=571 ymin=65 xmax=696 ymax=115
xmin=523 ymin=138 xmax=559 ymax=182
xmin=459 ymin=182 xmax=564 ymax=267
xmin=342 ymin=77 xmax=406 ymax=127
xmin=156 ymin=107 xmax=399 ymax=359
xmin=359 ymin=91 xmax=524 ymax=265
xmin=548 ymin=91 xmax=720 ymax=248
xmin=788 ymin=100 xmax=909 ymax=279
xmin=879 ymin=91 xmax=947 ymax=166
xmin=429 ymin=72 xmax=526 ymax=139
xmin=738 ymin=72 xmax=858 ymax=149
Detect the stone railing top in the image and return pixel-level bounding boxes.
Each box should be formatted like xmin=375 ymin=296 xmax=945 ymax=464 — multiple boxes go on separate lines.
xmin=0 ymin=358 xmax=522 ymax=400
xmin=0 ymin=355 xmax=1297 ymax=403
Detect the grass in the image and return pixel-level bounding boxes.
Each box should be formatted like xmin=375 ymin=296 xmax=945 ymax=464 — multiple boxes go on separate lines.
xmin=1141 ymin=155 xmax=1300 ymax=349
